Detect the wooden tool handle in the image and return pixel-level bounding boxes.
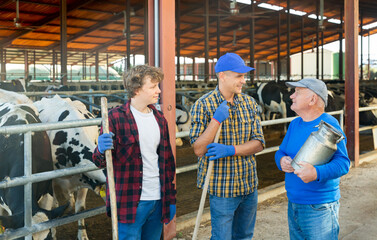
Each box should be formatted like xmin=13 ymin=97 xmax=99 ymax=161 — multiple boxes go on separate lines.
xmin=101 ymin=97 xmax=119 ymax=240
xmin=192 ymin=124 xmax=222 ymax=240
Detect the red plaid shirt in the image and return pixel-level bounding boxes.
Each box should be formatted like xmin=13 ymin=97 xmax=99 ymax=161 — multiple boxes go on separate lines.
xmin=92 ymin=100 xmax=176 ymax=223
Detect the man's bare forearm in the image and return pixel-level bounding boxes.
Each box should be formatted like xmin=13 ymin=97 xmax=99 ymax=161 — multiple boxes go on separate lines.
xmin=234 ymin=140 xmax=264 ymax=156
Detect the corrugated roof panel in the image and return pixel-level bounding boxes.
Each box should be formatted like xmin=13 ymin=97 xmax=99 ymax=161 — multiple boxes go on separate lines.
xmin=67 ymin=42 xmax=99 ymax=49
xmin=12 ymin=39 xmax=55 ymax=47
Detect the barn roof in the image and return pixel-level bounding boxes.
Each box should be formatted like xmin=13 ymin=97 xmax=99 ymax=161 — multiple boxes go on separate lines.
xmin=0 ymin=0 xmax=377 ymax=65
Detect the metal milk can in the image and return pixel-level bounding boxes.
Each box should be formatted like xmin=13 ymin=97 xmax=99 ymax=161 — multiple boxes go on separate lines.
xmin=291 ymin=120 xmax=345 ymax=170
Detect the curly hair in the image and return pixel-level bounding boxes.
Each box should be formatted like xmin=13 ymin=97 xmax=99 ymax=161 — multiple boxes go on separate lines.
xmin=123 ymin=65 xmax=164 ymax=98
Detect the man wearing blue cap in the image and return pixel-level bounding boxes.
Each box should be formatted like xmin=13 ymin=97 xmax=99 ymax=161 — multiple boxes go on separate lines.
xmin=189 ymin=53 xmax=265 ymax=239
xmin=275 ymin=78 xmax=350 ymax=239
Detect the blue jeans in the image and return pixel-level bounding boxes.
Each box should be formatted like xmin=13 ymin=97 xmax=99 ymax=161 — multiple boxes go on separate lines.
xmin=209 ymin=190 xmax=258 ymax=240
xmin=118 ymin=200 xmax=163 ymax=240
xmin=288 ymin=200 xmax=340 ymax=240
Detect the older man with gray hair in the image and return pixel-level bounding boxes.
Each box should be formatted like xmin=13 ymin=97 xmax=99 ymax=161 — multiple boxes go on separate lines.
xmin=275 ymin=78 xmax=350 ymax=240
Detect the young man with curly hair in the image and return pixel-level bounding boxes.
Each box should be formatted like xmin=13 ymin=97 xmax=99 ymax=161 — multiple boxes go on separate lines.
xmin=92 ymin=65 xmax=176 ymax=240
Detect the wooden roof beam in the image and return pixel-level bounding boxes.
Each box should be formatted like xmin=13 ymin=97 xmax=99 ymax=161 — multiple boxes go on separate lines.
xmin=179 ymin=3 xmax=257 ymax=36
xmin=7 ymin=52 xmax=24 ymax=62
xmin=185 ymin=12 xmax=337 ymax=59
xmin=0 ymin=0 xmax=94 ymax=47
xmin=178 ymin=7 xmax=282 ymax=51
xmin=257 ymin=31 xmax=341 ymax=60
xmin=90 ymin=25 xmax=144 ymax=52
xmin=178 ymin=13 xmax=276 ymax=51
xmin=232 ymin=18 xmax=342 ymax=57
xmin=18 ymin=0 xmax=59 ymax=7
xmin=47 ymin=13 xmax=124 ymax=49
xmin=48 ymin=5 xmax=144 ymax=51
xmin=183 ymin=5 xmax=343 ymax=57
xmin=3 ymin=49 xmax=124 ymax=65
xmin=179 ymin=3 xmax=203 ymax=17
xmin=0 ymin=0 xmax=13 ymax=8
xmin=254 ymin=29 xmax=340 ymax=60
xmin=0 ymin=8 xmax=50 ymax=16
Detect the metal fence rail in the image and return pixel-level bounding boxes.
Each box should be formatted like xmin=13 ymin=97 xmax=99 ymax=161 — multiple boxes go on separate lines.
xmin=0 ymin=118 xmax=102 ymax=239
xmin=23 ymin=90 xmax=125 ymax=97
xmin=175 ymin=107 xmax=377 ymax=174
xmin=23 ymin=89 xmax=127 ymax=113
xmin=0 ymin=207 xmax=106 ymax=240
xmin=0 ymin=119 xmax=101 ymax=135
xmin=1 ymin=102 xmax=376 ymax=239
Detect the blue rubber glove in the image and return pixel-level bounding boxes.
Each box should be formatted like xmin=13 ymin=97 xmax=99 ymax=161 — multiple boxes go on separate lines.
xmin=98 ymin=132 xmax=114 ymax=154
xmin=205 ymin=143 xmax=235 ymax=160
xmin=212 ymin=100 xmax=230 ymax=124
xmin=168 ymin=204 xmax=176 ymax=223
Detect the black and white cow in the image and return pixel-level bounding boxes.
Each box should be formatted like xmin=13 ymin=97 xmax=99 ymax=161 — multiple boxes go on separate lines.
xmin=34 ymin=95 xmax=106 ymax=240
xmin=359 ymin=90 xmax=377 ymax=126
xmin=326 ymin=89 xmax=377 ymax=125
xmin=26 ymin=82 xmax=70 ymax=92
xmin=256 ymin=82 xmax=347 ymax=132
xmin=176 ymin=104 xmax=191 ymax=132
xmin=0 ymin=102 xmax=67 ymax=239
xmin=256 ymin=82 xmax=295 ymax=121
xmin=0 ymin=79 xmax=25 ymax=92
xmin=44 ymin=85 xmax=70 ymax=92
xmin=175 ymin=104 xmax=191 ymax=147
xmin=0 ymin=88 xmax=33 ymax=105
xmin=326 ymin=90 xmax=344 ymax=112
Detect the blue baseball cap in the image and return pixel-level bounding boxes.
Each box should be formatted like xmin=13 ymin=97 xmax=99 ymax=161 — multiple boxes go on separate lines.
xmin=215 ymin=53 xmax=255 ymax=73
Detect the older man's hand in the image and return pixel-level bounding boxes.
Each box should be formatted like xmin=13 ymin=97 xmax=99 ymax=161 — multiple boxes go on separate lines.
xmin=294 ymin=162 xmax=317 ymax=183
xmin=280 ymin=156 xmax=295 ymax=173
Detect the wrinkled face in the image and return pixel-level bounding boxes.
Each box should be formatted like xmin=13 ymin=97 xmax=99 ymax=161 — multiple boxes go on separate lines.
xmin=134 ymin=76 xmax=161 ymax=105
xmin=220 ymin=71 xmax=246 ymax=95
xmin=290 ymin=87 xmax=315 ymax=113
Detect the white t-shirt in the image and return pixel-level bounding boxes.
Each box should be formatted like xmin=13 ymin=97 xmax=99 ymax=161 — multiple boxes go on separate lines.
xmin=130 ymin=105 xmax=161 ymax=200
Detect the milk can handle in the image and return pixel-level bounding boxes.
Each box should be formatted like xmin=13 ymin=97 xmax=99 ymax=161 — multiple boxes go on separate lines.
xmin=336 ymin=135 xmax=345 ymax=144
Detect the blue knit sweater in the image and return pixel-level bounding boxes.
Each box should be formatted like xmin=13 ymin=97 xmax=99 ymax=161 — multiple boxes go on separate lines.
xmin=275 ymin=113 xmax=350 ymax=204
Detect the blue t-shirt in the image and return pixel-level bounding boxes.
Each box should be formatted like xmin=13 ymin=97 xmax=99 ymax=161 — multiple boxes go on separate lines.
xmin=275 ymin=113 xmax=350 ymax=204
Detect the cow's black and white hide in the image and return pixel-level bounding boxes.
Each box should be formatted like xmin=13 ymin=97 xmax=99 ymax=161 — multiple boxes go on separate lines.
xmin=359 ymin=91 xmax=377 ymax=126
xmin=321 ymin=90 xmax=345 ymax=123
xmin=34 ymin=95 xmax=106 ymax=240
xmin=256 ymin=82 xmax=295 ymax=121
xmin=176 ymin=104 xmax=191 ymax=132
xmin=326 ymin=90 xmax=345 ymax=112
xmin=0 ymin=80 xmax=25 ymax=92
xmin=327 ymin=89 xmax=377 ymax=126
xmin=44 ymin=85 xmax=70 ymax=92
xmin=0 ymin=102 xmax=67 ymax=240
xmin=0 ymin=89 xmax=34 ymax=105
xmin=245 ymin=87 xmax=265 ymax=117
xmin=176 ymin=104 xmax=191 ymax=147
xmin=26 ymin=84 xmax=49 ymax=92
